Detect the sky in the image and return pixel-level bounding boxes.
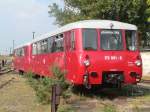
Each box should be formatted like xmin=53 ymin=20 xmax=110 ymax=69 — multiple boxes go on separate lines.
xmin=0 ymin=0 xmax=64 ymax=55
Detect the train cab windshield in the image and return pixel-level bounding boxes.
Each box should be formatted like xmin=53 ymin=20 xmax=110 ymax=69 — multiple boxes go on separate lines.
xmin=82 ymin=29 xmax=124 ymax=51
xmin=82 ymin=29 xmax=138 ymax=51
xmin=100 ymin=30 xmax=123 ymax=50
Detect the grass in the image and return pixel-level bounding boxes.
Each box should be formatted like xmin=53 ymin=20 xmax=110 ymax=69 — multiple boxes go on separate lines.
xmin=57 ymin=104 xmax=75 ymax=112
xmin=103 ymin=105 xmax=117 ymax=112
xmin=0 ymin=55 xmax=12 ymax=61
xmin=0 ymin=73 xmax=51 ymax=112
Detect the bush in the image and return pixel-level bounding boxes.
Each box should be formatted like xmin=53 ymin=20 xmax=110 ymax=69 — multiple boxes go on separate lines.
xmin=25 ymin=65 xmax=71 ymax=104
xmin=51 ymin=65 xmax=69 ymax=89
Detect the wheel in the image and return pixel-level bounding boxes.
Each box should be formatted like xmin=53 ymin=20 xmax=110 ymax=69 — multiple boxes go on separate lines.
xmin=19 ymin=70 xmax=24 ymax=75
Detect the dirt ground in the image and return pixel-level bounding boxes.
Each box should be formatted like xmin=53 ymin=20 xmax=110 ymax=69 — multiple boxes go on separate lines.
xmin=0 ymin=73 xmax=51 ymax=112
xmin=65 ymin=76 xmax=150 ymax=112
xmin=0 ymin=72 xmax=150 ymax=112
xmin=67 ymin=87 xmax=150 ymax=112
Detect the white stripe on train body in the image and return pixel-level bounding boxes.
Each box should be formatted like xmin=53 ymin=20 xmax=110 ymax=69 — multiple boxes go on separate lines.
xmin=15 ymin=20 xmax=137 ymax=49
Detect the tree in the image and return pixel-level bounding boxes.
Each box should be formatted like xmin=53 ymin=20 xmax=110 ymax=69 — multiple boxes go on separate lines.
xmin=49 ymin=0 xmax=150 ymax=44
xmin=147 ymin=0 xmax=150 ymax=22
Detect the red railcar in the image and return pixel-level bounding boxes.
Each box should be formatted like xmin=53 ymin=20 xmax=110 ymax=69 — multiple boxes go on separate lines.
xmin=13 ymin=43 xmax=31 ymax=73
xmin=13 ymin=20 xmax=142 ymax=88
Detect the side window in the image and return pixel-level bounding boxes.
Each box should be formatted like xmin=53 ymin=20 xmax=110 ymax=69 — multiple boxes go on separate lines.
xmin=51 ymin=36 xmax=57 ymax=53
xmin=71 ymin=31 xmax=75 ymax=50
xmin=37 ymin=42 xmax=41 ymax=54
xmin=24 ymin=47 xmax=27 ymax=56
xmin=57 ymin=34 xmax=64 ymax=52
xmin=51 ymin=34 xmax=64 ymax=53
xmin=15 ymin=47 xmax=25 ymax=57
xmin=32 ymin=39 xmax=48 ymax=55
xmin=41 ymin=39 xmax=48 ymax=53
xmin=125 ymin=30 xmax=137 ymax=51
xmin=19 ymin=48 xmax=22 ymax=56
xmin=17 ymin=49 xmax=19 ymax=56
xmin=20 ymin=49 xmax=22 ymax=56
xmin=17 ymin=49 xmax=20 ymax=56
xmin=32 ymin=43 xmax=37 ymax=55
xmin=49 ymin=36 xmax=54 ymax=53
xmin=21 ymin=48 xmax=25 ymax=56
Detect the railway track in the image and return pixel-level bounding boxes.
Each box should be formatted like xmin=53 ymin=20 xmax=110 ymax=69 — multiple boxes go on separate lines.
xmin=0 ymin=64 xmax=13 ymax=75
xmin=0 ymin=64 xmax=14 ymax=89
xmin=141 ymin=79 xmax=150 ymax=84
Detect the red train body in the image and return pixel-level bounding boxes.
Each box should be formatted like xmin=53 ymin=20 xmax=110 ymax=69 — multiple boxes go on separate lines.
xmin=13 ymin=20 xmax=142 ymax=87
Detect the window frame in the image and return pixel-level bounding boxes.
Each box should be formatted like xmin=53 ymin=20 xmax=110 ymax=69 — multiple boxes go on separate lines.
xmin=100 ymin=29 xmax=124 ymax=51
xmin=82 ymin=28 xmax=98 ymax=51
xmin=32 ymin=43 xmax=37 ymax=55
xmin=125 ymin=30 xmax=138 ymax=51
xmin=41 ymin=39 xmax=48 ymax=54
xmin=50 ymin=33 xmax=64 ymax=53
xmin=15 ymin=47 xmax=25 ymax=57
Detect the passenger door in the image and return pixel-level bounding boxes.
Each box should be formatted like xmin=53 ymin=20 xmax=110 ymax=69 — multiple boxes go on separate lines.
xmin=64 ymin=30 xmax=77 ymax=82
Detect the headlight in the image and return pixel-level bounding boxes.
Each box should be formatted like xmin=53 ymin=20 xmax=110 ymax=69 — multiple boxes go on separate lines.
xmin=83 ymin=60 xmax=90 ymax=67
xmin=135 ymin=60 xmax=142 ymax=66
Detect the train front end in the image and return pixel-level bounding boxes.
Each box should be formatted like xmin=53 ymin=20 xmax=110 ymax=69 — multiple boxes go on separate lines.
xmin=75 ymin=26 xmax=142 ymax=88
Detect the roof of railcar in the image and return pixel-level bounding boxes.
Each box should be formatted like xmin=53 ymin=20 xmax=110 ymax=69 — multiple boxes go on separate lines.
xmin=14 ymin=42 xmax=31 ymax=50
xmin=15 ymin=20 xmax=137 ymax=49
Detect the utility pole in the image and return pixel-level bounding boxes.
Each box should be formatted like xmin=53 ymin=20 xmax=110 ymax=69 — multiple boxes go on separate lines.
xmin=10 ymin=47 xmax=12 ymax=55
xmin=13 ymin=40 xmax=15 ymax=51
xmin=32 ymin=32 xmax=35 ymax=40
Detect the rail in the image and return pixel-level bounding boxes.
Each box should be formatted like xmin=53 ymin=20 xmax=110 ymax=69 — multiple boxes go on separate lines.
xmin=0 ymin=60 xmax=13 ymax=75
